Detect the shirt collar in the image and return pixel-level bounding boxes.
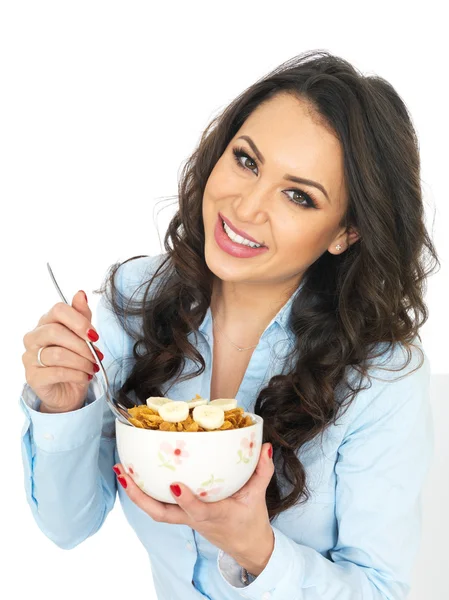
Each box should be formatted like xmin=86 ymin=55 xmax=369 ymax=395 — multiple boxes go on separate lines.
xmin=198 ymin=279 xmax=304 ymax=342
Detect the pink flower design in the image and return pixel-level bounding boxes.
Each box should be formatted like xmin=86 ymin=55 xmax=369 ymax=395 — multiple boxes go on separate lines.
xmin=196 ymin=487 xmax=223 ymax=498
xmin=159 ymin=440 xmax=190 ymax=466
xmin=125 ymin=463 xmax=145 ymax=489
xmin=195 ymin=474 xmax=226 ymax=499
xmin=241 ymin=432 xmax=256 ymax=457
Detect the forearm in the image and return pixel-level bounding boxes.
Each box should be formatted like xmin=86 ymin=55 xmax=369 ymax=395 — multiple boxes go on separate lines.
xmin=20 ymin=390 xmax=117 ymax=549
xmin=230 ymin=524 xmax=275 ymax=576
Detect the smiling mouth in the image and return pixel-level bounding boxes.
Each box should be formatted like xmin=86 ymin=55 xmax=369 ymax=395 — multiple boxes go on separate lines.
xmin=219 ymin=214 xmax=266 ymax=248
xmin=221 ymin=218 xmax=266 ymax=248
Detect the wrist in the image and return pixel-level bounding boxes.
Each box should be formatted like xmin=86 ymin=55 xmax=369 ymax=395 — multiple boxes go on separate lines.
xmin=233 ymin=525 xmax=275 ymax=577
xmin=39 ymin=402 xmax=84 ymax=414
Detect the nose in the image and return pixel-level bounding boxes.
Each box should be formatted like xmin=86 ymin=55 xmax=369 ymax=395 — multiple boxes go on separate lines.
xmin=232 ymin=183 xmax=271 ymax=224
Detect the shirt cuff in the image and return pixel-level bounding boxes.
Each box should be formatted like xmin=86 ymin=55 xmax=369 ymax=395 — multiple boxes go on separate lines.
xmin=217 ymin=526 xmax=305 ymax=599
xmin=19 ymin=381 xmax=106 ymax=452
xmin=217 ymin=550 xmax=247 ymax=588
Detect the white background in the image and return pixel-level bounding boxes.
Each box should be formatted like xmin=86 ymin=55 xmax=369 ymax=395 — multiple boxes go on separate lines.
xmin=1 ymin=1 xmax=447 ymax=598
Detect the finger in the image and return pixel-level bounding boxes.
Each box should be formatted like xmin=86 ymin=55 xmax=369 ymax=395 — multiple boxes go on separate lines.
xmin=71 ymin=290 xmax=92 ymax=323
xmin=22 ymin=344 xmax=98 ymax=376
xmin=235 ymin=443 xmax=274 ymax=498
xmin=113 ymin=465 xmax=190 ymax=526
xmin=36 ymin=301 xmax=99 ymax=345
xmin=26 ymin=364 xmax=94 ymax=388
xmin=169 ymin=482 xmax=217 ymax=522
xmin=24 ymin=321 xmax=99 ymax=365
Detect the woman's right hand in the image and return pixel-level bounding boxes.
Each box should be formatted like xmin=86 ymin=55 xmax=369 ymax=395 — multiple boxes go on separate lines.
xmin=22 ymin=290 xmax=103 ymax=413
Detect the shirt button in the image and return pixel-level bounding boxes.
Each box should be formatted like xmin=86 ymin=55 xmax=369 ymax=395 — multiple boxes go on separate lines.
xmin=186 ymin=542 xmax=194 ymax=552
xmin=43 ymin=433 xmax=54 ymax=441
xmin=262 ymin=593 xmax=271 ymax=600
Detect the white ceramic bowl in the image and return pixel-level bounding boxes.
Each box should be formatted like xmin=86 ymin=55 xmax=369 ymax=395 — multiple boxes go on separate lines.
xmin=116 ymin=413 xmax=263 ymax=503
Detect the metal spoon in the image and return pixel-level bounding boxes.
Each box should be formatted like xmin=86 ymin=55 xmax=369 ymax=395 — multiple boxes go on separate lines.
xmin=46 ymin=262 xmax=136 ymax=427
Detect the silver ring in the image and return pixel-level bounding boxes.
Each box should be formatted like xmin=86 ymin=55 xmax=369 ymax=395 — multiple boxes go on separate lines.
xmin=37 ymin=346 xmax=49 ymax=367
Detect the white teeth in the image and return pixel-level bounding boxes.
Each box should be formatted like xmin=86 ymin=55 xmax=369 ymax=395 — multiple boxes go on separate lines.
xmin=222 ymin=221 xmax=262 ymax=248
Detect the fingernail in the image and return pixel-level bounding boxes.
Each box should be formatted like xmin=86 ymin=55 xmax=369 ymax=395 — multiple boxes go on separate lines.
xmin=81 ymin=290 xmax=88 ymax=303
xmin=268 ymin=445 xmax=273 ymax=459
xmin=93 ymin=364 xmax=100 ymax=373
xmin=170 ymin=484 xmax=182 ymax=497
xmin=96 ymin=349 xmax=104 ymax=361
xmin=87 ymin=328 xmax=99 ymax=342
xmin=117 ymin=475 xmax=127 ymax=489
xmin=112 ymin=466 xmax=121 ymax=476
xmin=88 ymin=374 xmax=93 ymax=380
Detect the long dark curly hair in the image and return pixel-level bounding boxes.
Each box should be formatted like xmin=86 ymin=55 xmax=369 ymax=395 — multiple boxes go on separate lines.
xmin=94 ymin=50 xmax=439 ymax=521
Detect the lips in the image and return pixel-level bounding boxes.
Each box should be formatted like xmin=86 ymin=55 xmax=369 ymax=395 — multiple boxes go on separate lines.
xmin=219 ymin=212 xmax=265 ymax=247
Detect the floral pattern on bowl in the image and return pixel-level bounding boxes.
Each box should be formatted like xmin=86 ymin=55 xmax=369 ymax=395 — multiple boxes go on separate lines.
xmin=196 ymin=474 xmax=225 ymax=499
xmin=237 ymin=431 xmax=257 ymax=464
xmin=158 ymin=440 xmax=190 ymax=471
xmin=124 ymin=463 xmax=145 ymax=490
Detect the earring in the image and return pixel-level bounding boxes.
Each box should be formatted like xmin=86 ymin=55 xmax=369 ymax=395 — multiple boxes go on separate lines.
xmin=335 ymin=244 xmax=342 ymax=251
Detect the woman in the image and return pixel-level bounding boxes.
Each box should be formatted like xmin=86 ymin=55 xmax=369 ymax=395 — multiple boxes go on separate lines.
xmin=20 ymin=50 xmax=439 ymax=599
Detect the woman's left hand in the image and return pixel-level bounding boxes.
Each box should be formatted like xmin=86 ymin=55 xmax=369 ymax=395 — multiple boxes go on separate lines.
xmin=113 ymin=442 xmax=275 ymax=576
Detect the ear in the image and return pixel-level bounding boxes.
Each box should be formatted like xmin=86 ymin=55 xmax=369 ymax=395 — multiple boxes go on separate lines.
xmin=328 ymin=226 xmax=360 ymax=255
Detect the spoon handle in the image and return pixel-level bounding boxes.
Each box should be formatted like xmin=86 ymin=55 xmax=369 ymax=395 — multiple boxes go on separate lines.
xmin=46 ymin=262 xmax=131 ymax=426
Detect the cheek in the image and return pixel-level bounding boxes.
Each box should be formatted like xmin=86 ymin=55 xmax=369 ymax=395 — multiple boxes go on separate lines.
xmin=276 ymin=218 xmax=334 ymax=254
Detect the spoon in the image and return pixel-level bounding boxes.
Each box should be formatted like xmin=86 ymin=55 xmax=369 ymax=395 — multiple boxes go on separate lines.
xmin=46 ymin=262 xmax=136 ymax=427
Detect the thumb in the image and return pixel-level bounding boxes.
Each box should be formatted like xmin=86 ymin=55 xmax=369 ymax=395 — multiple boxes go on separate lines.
xmin=242 ymin=443 xmax=275 ymax=497
xmin=72 ymin=289 xmax=92 ymax=322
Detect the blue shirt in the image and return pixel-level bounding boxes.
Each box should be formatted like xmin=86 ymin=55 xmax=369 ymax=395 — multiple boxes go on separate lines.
xmin=20 ymin=253 xmax=434 ymax=600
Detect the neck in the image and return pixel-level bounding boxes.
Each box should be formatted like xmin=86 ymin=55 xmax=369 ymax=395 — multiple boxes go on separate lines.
xmin=210 ymin=276 xmax=301 ymax=333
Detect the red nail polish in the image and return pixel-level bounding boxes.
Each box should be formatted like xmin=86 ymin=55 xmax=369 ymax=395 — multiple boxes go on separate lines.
xmin=81 ymin=291 xmax=88 ymax=303
xmin=96 ymin=349 xmax=104 ymax=361
xmin=93 ymin=364 xmax=100 ymax=373
xmin=88 ymin=374 xmax=93 ymax=380
xmin=87 ymin=328 xmax=99 ymax=342
xmin=112 ymin=466 xmax=121 ymax=476
xmin=118 ymin=475 xmax=127 ymax=489
xmin=170 ymin=484 xmax=182 ymax=497
xmin=268 ymin=445 xmax=273 ymax=459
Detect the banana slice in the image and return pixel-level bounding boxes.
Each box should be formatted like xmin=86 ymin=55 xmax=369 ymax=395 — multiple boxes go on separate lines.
xmin=187 ymin=397 xmax=209 ymax=409
xmin=192 ymin=405 xmax=225 ymax=430
xmin=159 ymin=401 xmax=190 ymax=423
xmin=209 ymin=398 xmax=238 ymax=412
xmin=146 ymin=396 xmax=173 ymax=412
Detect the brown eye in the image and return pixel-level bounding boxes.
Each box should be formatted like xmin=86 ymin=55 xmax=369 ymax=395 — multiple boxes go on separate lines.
xmin=233 ymin=147 xmax=258 ymax=173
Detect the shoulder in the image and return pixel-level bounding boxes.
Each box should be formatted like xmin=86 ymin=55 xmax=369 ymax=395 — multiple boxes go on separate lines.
xmin=339 ymin=336 xmax=431 ymax=432
xmin=95 ymin=252 xmax=169 ymax=332
xmin=115 ymin=252 xmax=169 ymax=296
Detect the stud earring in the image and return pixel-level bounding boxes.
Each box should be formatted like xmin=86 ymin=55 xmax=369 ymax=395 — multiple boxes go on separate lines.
xmin=335 ymin=244 xmax=342 ymax=251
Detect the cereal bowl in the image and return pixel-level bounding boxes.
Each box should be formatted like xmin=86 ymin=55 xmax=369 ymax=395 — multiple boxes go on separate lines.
xmin=116 ymin=413 xmax=263 ymax=503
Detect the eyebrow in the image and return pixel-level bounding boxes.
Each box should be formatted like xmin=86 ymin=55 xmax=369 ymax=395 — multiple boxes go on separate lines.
xmin=237 ymin=135 xmax=331 ymax=203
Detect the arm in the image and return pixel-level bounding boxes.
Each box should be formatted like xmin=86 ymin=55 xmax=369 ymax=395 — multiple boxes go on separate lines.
xmin=19 ymin=266 xmax=126 ymax=549
xmin=217 ymin=342 xmax=433 ymax=600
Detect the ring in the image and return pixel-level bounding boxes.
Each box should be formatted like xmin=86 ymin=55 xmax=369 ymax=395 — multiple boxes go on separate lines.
xmin=37 ymin=346 xmax=48 ymax=367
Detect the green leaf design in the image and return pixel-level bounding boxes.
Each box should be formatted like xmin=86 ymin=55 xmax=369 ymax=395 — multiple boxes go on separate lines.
xmin=201 ymin=474 xmax=226 ymax=487
xmin=237 ymin=449 xmax=243 ymax=464
xmin=158 ymin=452 xmax=165 ymax=462
xmin=160 ymin=463 xmax=176 ymax=471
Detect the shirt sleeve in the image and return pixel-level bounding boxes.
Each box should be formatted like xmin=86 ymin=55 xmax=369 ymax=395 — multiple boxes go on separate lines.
xmin=217 ymin=341 xmax=434 ymax=600
xmin=19 ymin=262 xmax=128 ymax=550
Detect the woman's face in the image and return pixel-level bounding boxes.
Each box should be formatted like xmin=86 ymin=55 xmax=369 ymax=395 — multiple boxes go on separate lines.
xmin=202 ymin=93 xmax=359 ymax=289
